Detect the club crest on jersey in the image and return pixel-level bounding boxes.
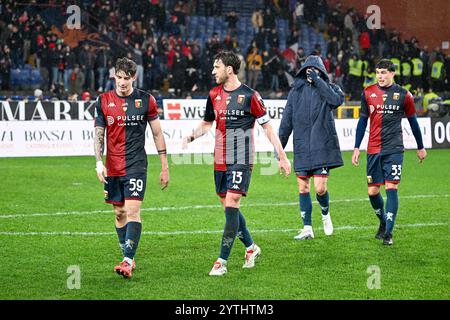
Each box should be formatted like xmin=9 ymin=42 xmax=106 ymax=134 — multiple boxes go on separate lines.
xmin=237 ymin=94 xmax=245 ymax=105
xmin=122 ymin=102 xmax=128 ymax=112
xmin=393 ymin=93 xmax=400 ymax=100
xmin=135 ymin=99 xmax=142 ymax=108
xmin=226 ymin=96 xmax=231 ymax=105
xmin=382 ymin=94 xmax=388 ymax=102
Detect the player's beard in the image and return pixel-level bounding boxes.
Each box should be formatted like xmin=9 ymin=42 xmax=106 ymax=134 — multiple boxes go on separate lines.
xmin=215 ymin=73 xmax=228 ymax=85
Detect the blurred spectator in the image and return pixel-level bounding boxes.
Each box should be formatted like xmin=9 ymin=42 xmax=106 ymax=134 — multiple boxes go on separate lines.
xmin=68 ymin=65 xmax=85 ymax=95
xmin=247 ymin=47 xmax=263 ymax=89
xmin=105 ymin=62 xmax=115 ymax=92
xmin=0 ymin=45 xmax=12 ymax=90
xmin=225 ymin=11 xmax=238 ymax=36
xmin=251 ymin=9 xmax=264 ymax=34
xmin=294 ymin=1 xmax=304 ymax=29
xmin=33 ymin=89 xmax=43 ymax=101
xmin=78 ymin=44 xmax=95 ymax=91
xmin=63 ymin=46 xmax=76 ymax=92
xmin=95 ymin=46 xmax=109 ymax=92
xmin=81 ymin=91 xmax=91 ymax=102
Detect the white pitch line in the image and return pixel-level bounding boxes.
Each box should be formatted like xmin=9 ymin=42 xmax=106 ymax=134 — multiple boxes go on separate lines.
xmin=0 ymin=222 xmax=446 ymax=237
xmin=0 ymin=194 xmax=449 ymax=220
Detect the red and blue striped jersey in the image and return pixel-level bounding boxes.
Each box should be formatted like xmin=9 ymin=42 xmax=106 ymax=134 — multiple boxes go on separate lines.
xmin=94 ymin=89 xmax=159 ymax=176
xmin=361 ymin=84 xmax=416 ymax=155
xmin=204 ymin=84 xmax=269 ymax=171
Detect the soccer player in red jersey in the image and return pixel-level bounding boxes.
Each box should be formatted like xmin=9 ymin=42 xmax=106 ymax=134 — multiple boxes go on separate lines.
xmin=352 ymin=59 xmax=427 ymax=246
xmin=183 ymin=51 xmax=291 ymax=276
xmin=94 ymin=57 xmax=169 ymax=278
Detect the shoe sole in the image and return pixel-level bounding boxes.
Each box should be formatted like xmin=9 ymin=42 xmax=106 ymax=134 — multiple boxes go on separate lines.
xmin=294 ymin=235 xmax=314 ymax=240
xmin=114 ymin=267 xmax=132 ymax=279
xmin=209 ymin=271 xmax=227 ymax=276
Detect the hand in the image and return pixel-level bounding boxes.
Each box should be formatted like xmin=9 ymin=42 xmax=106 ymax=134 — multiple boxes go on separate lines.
xmin=279 ymin=157 xmax=291 ymax=177
xmin=96 ymin=161 xmax=107 ymax=184
xmin=352 ymin=148 xmax=360 ymax=166
xmin=417 ymin=148 xmax=427 ymax=163
xmin=306 ymin=68 xmax=320 ymax=84
xmin=160 ymin=169 xmax=169 ymax=190
xmin=182 ymin=135 xmax=193 ymax=149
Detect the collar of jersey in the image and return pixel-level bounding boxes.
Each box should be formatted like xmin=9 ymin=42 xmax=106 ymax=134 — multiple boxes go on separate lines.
xmin=113 ymin=89 xmax=135 ymax=99
xmin=223 ymin=84 xmax=243 ymax=93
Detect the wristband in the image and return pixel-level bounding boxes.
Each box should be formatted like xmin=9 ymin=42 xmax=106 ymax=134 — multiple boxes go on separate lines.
xmin=96 ymin=161 xmax=104 ymax=174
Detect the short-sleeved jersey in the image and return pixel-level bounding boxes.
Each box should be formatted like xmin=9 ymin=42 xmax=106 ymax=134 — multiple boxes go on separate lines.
xmin=361 ymin=83 xmax=416 ymax=155
xmin=94 ymin=89 xmax=159 ymax=176
xmin=204 ymin=84 xmax=269 ymax=171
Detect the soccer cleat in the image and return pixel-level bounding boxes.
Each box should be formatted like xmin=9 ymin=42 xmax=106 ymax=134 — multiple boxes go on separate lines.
xmin=243 ymin=244 xmax=261 ymax=269
xmin=375 ymin=223 xmax=386 ymax=240
xmin=294 ymin=226 xmax=314 ymax=240
xmin=114 ymin=260 xmax=133 ymax=278
xmin=322 ymin=213 xmax=333 ymax=236
xmin=209 ymin=261 xmax=227 ymax=276
xmin=383 ymin=233 xmax=393 ymax=246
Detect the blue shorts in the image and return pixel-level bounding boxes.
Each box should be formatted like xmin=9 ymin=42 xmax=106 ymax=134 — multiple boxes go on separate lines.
xmin=296 ymin=167 xmax=330 ymax=179
xmin=366 ymin=153 xmax=404 ymax=186
xmin=104 ymin=172 xmax=147 ymax=205
xmin=215 ymin=167 xmax=252 ymax=197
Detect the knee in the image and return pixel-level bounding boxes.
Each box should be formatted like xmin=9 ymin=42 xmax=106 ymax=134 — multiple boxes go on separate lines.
xmin=368 ymin=187 xmax=380 ymax=197
xmin=315 ymin=185 xmax=327 ymax=196
xmin=225 ymin=193 xmax=241 ymax=208
xmin=126 ymin=209 xmax=140 ymax=221
xmin=114 ymin=208 xmax=126 ymax=221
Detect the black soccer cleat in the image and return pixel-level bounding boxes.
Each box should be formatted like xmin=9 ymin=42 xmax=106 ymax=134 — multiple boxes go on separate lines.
xmin=383 ymin=233 xmax=393 ymax=246
xmin=375 ymin=223 xmax=386 ymax=240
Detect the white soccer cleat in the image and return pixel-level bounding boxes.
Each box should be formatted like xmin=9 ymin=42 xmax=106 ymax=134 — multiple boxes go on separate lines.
xmin=322 ymin=213 xmax=334 ymax=236
xmin=242 ymin=244 xmax=261 ymax=268
xmin=209 ymin=260 xmax=227 ymax=276
xmin=294 ymin=226 xmax=314 ymax=240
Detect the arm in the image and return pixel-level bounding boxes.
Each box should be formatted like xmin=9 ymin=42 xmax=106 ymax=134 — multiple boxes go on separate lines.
xmin=404 ymin=91 xmax=427 ymax=163
xmin=407 ymin=115 xmax=427 ymax=163
xmin=307 ymin=69 xmax=345 ymax=108
xmin=352 ymin=116 xmax=368 ymax=166
xmin=149 ymin=118 xmax=170 ymax=189
xmin=94 ymin=126 xmax=107 ymax=183
xmin=262 ymin=121 xmax=291 ymax=176
xmin=183 ymin=94 xmax=215 ymax=148
xmin=93 ymin=96 xmax=107 ymax=183
xmin=182 ymin=120 xmax=214 ymax=148
xmin=278 ymin=93 xmax=293 ymax=149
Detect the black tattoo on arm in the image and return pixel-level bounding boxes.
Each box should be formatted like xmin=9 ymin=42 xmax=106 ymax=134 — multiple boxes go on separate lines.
xmin=94 ymin=126 xmax=105 ymax=162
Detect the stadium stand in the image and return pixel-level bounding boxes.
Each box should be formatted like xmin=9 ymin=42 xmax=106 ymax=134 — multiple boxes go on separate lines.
xmin=0 ymin=0 xmax=448 ymax=110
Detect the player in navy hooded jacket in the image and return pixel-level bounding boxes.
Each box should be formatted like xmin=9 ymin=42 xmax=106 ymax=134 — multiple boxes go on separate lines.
xmin=279 ymin=55 xmax=345 ymax=241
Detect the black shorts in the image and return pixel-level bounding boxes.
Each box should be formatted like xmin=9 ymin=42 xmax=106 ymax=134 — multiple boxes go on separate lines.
xmin=366 ymin=153 xmax=404 ymax=186
xmin=214 ymin=167 xmax=252 ymax=197
xmin=104 ymin=172 xmax=147 ymax=205
xmin=296 ymin=167 xmax=330 ymax=179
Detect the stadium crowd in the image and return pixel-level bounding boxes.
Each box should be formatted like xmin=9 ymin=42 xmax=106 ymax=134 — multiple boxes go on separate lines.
xmin=0 ymin=0 xmax=449 ymax=102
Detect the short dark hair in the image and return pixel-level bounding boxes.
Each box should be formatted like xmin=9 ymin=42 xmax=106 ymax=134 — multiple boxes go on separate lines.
xmin=115 ymin=57 xmax=137 ymax=76
xmin=214 ymin=51 xmax=241 ymax=74
xmin=376 ymin=59 xmax=396 ymax=72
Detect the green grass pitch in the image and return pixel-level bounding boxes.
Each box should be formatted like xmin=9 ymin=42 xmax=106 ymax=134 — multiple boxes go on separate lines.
xmin=0 ymin=150 xmax=448 ymax=300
